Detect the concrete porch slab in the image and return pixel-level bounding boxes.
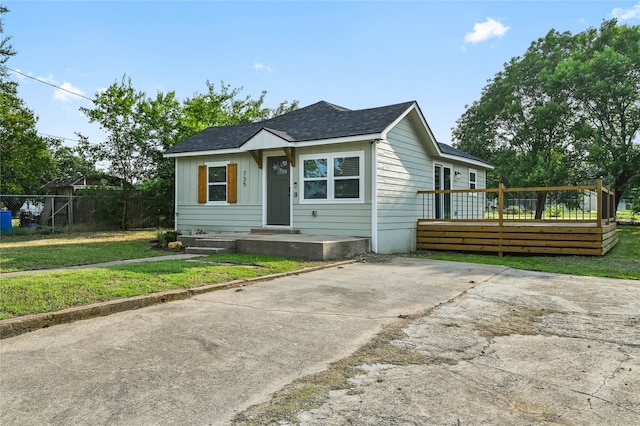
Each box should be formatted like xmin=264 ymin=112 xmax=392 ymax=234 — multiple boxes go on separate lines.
xmin=178 ymin=232 xmax=370 ymax=261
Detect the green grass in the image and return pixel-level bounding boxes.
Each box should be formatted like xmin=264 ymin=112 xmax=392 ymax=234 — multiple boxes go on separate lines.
xmin=617 ymin=209 xmax=638 ymax=221
xmin=0 ymin=231 xmax=166 ymax=272
xmin=0 ymin=254 xmax=323 ymax=319
xmin=428 ymin=225 xmax=640 ymax=280
xmin=2 ymin=226 xmax=637 ymax=321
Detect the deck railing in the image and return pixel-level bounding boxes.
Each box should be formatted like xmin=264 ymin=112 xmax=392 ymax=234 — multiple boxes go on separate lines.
xmin=417 ymin=179 xmax=616 ymax=227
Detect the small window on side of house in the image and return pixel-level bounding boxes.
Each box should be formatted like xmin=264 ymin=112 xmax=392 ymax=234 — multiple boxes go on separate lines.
xmin=469 ymin=170 xmax=477 ymax=190
xmin=468 ymin=169 xmax=478 ymax=197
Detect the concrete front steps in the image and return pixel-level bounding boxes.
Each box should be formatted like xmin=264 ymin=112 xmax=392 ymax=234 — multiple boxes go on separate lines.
xmin=178 ymin=236 xmax=237 ymax=255
xmin=177 ymin=230 xmax=370 ymax=261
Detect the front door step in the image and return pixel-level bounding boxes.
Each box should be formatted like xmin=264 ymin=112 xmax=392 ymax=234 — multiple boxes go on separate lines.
xmin=185 ymin=247 xmax=233 ymax=255
xmin=250 ymin=228 xmax=301 ymax=235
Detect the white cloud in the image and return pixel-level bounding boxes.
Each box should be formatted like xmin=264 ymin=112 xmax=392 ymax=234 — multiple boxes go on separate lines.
xmin=612 ymin=3 xmax=640 ymax=20
xmin=32 ymin=74 xmax=85 ymax=102
xmin=53 ymin=81 xmax=85 ymax=102
xmin=37 ymin=73 xmax=57 ymax=85
xmin=253 ymin=62 xmax=273 ymax=73
xmin=10 ymin=68 xmax=26 ymax=81
xmin=464 ymin=17 xmax=510 ymax=44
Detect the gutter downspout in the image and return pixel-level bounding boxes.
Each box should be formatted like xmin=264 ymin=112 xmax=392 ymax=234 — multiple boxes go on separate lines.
xmin=371 ymin=139 xmax=381 ymax=253
xmin=174 ymin=159 xmax=178 ymax=232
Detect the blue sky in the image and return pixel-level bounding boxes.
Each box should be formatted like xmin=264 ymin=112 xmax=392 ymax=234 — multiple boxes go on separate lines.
xmin=4 ymin=1 xmax=640 ymax=147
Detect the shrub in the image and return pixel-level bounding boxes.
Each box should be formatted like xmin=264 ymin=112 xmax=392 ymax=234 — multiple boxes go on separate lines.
xmin=505 ymin=206 xmax=526 ymax=215
xmin=545 ymin=205 xmax=564 ymax=218
xmin=157 ymin=229 xmax=179 ymax=248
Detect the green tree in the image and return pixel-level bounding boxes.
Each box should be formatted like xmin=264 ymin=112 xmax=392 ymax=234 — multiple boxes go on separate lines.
xmin=453 ymin=29 xmax=580 ymax=218
xmin=178 ymin=81 xmax=297 ymax=140
xmin=49 ymin=138 xmax=97 ymax=179
xmin=0 ymin=5 xmax=14 ymax=77
xmin=79 ymin=76 xmax=165 ymax=228
xmin=555 ymin=19 xmax=640 ymax=207
xmin=0 ymin=82 xmax=54 ymax=195
xmin=454 ymin=19 xmax=640 ymax=210
xmin=0 ymin=6 xmax=57 ymax=199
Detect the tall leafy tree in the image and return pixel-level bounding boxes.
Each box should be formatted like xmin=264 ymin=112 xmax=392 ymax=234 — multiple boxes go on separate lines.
xmin=0 ymin=5 xmax=14 ymax=77
xmin=453 ymin=29 xmax=580 ymax=218
xmin=178 ymin=81 xmax=297 ymax=141
xmin=0 ymin=82 xmax=54 ymax=195
xmin=555 ymin=19 xmax=640 ymax=207
xmin=454 ymin=19 xmax=640 ymax=209
xmin=0 ymin=6 xmax=56 ymax=201
xmin=79 ymin=76 xmax=167 ymax=228
xmin=49 ymin=139 xmax=97 ymax=179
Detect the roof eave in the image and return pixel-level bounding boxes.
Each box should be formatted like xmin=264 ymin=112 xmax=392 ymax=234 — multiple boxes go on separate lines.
xmin=438 ymin=153 xmax=495 ymax=169
xmin=163 ymin=133 xmax=383 ymax=158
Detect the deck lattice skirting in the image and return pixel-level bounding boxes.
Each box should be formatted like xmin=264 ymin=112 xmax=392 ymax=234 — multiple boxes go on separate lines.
xmin=417 ymin=180 xmax=618 ymax=256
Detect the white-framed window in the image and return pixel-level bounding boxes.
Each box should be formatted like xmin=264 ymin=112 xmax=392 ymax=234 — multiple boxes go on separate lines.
xmin=300 ymin=151 xmax=364 ymax=203
xmin=206 ymin=161 xmax=228 ymax=204
xmin=468 ymin=169 xmax=478 ymax=197
xmin=469 ymin=169 xmax=477 ymax=190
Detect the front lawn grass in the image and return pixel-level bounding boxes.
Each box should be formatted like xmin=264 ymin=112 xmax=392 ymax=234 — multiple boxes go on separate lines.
xmin=0 ymin=254 xmax=324 ymax=319
xmin=0 ymin=231 xmax=165 ymax=272
xmin=427 ymin=225 xmax=640 ymax=280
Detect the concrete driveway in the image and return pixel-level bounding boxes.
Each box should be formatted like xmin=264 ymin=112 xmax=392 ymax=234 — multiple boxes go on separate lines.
xmin=1 ymin=258 xmax=638 ymax=425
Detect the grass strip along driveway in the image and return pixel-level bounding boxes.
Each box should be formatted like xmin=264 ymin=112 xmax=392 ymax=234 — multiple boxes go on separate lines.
xmin=1 ymin=227 xmax=637 ymax=320
xmin=429 ymin=225 xmax=640 ymax=280
xmin=0 ymin=231 xmax=324 ymax=320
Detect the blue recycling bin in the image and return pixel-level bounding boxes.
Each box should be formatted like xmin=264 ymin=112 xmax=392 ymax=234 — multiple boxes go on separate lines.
xmin=0 ymin=210 xmax=12 ymax=233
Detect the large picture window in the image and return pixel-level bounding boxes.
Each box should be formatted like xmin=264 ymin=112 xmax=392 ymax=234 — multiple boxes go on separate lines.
xmin=300 ymin=152 xmax=364 ymax=203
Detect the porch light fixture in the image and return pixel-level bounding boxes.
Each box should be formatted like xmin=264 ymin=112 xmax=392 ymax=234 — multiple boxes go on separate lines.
xmin=454 ymin=171 xmax=462 ymax=180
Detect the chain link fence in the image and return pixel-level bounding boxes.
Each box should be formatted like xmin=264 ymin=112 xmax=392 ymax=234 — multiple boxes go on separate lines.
xmin=0 ymin=193 xmax=173 ymax=232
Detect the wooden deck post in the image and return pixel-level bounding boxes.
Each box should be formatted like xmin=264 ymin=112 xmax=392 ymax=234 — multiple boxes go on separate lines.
xmin=498 ymin=183 xmax=504 ymax=257
xmin=596 ymin=179 xmax=602 ymax=228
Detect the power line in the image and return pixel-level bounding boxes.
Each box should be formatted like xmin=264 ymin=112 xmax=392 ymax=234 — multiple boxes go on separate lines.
xmin=37 ymin=132 xmax=84 ymax=143
xmin=4 ymin=66 xmax=94 ymax=102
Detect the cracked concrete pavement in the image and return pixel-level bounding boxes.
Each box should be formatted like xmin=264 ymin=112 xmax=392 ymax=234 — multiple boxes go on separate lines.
xmin=292 ymin=267 xmax=640 ymax=425
xmin=1 ymin=258 xmax=638 ymax=425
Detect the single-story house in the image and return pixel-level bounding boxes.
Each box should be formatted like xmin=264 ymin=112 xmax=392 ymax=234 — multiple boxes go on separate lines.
xmin=164 ymin=100 xmax=492 ymax=254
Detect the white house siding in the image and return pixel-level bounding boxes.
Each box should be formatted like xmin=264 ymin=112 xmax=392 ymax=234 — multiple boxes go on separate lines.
xmin=174 ymin=153 xmax=263 ymax=232
xmin=449 ymin=163 xmax=487 ymax=220
xmin=376 ymin=118 xmax=433 ymax=253
xmin=292 ymin=141 xmax=372 ymax=237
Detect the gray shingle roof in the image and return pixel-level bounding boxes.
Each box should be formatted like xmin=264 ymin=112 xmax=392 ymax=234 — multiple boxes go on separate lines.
xmin=164 ymin=100 xmax=415 ymax=154
xmin=438 ymin=142 xmax=493 ymax=167
xmin=164 ymin=100 xmax=491 ymax=168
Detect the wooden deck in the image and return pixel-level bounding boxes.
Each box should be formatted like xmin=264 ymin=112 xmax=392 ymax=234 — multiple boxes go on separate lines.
xmin=417 ymin=221 xmax=618 ymax=256
xmin=416 ymin=181 xmax=618 ymax=256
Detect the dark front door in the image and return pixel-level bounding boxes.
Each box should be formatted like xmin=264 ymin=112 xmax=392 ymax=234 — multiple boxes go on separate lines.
xmin=267 ymin=156 xmax=290 ymax=226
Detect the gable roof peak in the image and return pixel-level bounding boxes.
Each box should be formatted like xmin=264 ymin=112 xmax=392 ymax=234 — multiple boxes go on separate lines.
xmin=165 ymin=99 xmax=420 ymax=155
xmin=315 ymin=100 xmax=351 ymax=111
